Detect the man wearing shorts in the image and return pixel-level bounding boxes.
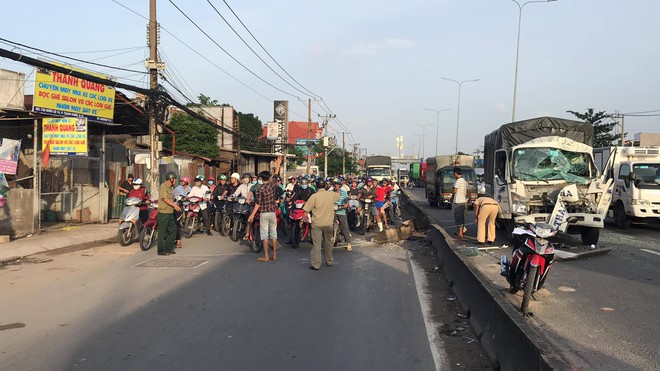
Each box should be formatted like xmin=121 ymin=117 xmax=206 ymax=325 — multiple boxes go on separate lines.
xmin=248 ymin=171 xmax=279 ymax=262
xmin=452 ymin=167 xmax=469 ymax=239
xmin=360 ymin=178 xmax=381 ymax=231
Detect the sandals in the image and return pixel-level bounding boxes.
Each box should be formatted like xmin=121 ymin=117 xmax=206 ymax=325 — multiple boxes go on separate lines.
xmin=346 ymin=245 xmax=353 ymax=251
xmin=257 ymin=257 xmax=269 ymax=262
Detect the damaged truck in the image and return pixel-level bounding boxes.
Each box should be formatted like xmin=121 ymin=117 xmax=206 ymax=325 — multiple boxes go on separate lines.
xmin=484 ymin=116 xmax=613 ymax=245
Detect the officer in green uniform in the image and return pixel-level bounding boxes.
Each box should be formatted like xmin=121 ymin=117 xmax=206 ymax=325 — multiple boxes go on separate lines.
xmin=158 ymin=172 xmax=182 ymax=256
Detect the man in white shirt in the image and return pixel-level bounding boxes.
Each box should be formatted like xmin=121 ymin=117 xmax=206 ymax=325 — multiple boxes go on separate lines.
xmin=188 ymin=176 xmax=212 ymax=235
xmin=452 ymin=167 xmax=468 ymax=239
xmin=232 ymin=173 xmax=253 ymax=200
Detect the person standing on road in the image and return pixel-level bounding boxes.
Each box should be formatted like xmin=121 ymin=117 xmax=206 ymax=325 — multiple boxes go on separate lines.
xmin=474 ymin=196 xmax=499 ymax=245
xmin=301 ymin=178 xmax=340 ymax=270
xmin=332 ymin=178 xmax=352 ymax=251
xmin=158 ymin=172 xmax=182 ymax=256
xmin=248 ymin=171 xmax=279 ymax=262
xmin=452 ymin=167 xmax=469 ymax=239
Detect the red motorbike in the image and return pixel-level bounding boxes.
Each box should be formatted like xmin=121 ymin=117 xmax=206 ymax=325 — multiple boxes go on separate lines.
xmin=289 ymin=200 xmax=310 ymax=249
xmin=183 ymin=196 xmax=205 ymax=238
xmin=139 ymin=202 xmax=159 ymax=251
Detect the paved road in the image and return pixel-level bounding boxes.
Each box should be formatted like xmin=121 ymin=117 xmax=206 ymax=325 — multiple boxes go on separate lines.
xmin=0 ymin=230 xmax=447 ymax=370
xmin=406 ymin=187 xmax=660 ymax=370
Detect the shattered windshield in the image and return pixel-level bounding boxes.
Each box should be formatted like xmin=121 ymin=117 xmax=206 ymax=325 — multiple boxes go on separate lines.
xmin=512 ymin=148 xmax=594 ymax=184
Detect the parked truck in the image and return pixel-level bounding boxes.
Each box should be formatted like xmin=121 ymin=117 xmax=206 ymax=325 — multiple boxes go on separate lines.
xmin=397 ymin=169 xmax=409 ymax=187
xmin=425 ymin=155 xmax=477 ymax=208
xmin=409 ymin=162 xmax=420 ymax=186
xmin=365 ymin=155 xmax=392 ymax=182
xmin=483 ymin=116 xmax=613 ymax=245
xmin=594 ymin=146 xmax=660 ymax=228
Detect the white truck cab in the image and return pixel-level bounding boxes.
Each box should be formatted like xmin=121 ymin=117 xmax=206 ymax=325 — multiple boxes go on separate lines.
xmin=594 ymin=146 xmax=660 ymax=228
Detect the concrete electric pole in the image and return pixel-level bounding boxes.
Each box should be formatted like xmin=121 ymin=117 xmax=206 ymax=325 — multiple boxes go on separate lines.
xmin=148 ymin=0 xmax=160 ymax=197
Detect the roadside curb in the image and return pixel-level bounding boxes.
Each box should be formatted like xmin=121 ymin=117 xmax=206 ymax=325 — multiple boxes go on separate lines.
xmin=401 ymin=190 xmax=573 ymax=370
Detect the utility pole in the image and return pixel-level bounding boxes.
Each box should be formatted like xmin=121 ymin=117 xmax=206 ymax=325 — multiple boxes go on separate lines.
xmin=318 ymin=114 xmax=336 ymax=177
xmin=342 ymin=132 xmax=346 ymax=176
xmin=148 ymin=0 xmax=160 ymax=197
xmin=306 ymin=98 xmax=312 ymax=175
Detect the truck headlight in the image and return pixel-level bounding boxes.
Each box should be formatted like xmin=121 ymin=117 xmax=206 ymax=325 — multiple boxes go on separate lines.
xmin=512 ymin=193 xmax=529 ymax=215
xmin=632 ymin=199 xmax=650 ymax=205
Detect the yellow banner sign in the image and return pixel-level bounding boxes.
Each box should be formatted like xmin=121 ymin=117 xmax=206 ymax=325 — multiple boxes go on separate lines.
xmin=42 ymin=117 xmax=88 ymax=156
xmin=33 ymin=63 xmax=115 ymax=123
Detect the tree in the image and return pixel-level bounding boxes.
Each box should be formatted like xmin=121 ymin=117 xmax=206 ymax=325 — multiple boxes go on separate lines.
xmin=567 ymin=108 xmax=619 ymax=147
xmin=323 ymin=148 xmax=357 ymax=176
xmin=163 ymin=112 xmax=220 ymax=158
xmin=236 ymin=112 xmax=269 ymax=152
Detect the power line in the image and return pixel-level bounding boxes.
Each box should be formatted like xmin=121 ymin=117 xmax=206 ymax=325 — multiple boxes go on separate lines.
xmin=220 ymin=0 xmax=321 ymax=99
xmin=167 ymin=0 xmax=300 ymax=98
xmin=0 ymin=37 xmax=148 ymax=75
xmin=205 ymin=0 xmax=311 ymax=98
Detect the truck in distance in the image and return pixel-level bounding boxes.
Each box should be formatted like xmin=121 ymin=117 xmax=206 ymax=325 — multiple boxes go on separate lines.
xmin=365 ymin=155 xmax=392 ymax=182
xmin=425 ymin=155 xmax=477 ymax=208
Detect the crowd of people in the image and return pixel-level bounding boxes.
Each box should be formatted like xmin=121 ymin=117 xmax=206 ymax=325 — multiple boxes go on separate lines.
xmin=120 ymin=164 xmax=402 ymax=269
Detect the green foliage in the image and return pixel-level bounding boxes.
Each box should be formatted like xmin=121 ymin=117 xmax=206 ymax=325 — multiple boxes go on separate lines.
xmin=236 ymin=112 xmax=269 ymax=152
xmin=324 ymin=148 xmax=357 ymax=176
xmin=289 ymin=146 xmax=305 ymax=166
xmin=163 ymin=112 xmax=219 ymax=158
xmin=567 ymin=108 xmax=619 ymax=147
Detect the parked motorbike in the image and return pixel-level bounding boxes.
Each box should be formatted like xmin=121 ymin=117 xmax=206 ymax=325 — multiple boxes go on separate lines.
xmin=117 ymin=197 xmax=147 ymax=246
xmin=139 ymin=202 xmax=159 ymax=251
xmin=230 ymin=196 xmax=251 ymax=242
xmin=500 ymin=217 xmax=577 ymax=314
xmin=289 ymin=200 xmax=310 ymax=249
xmin=183 ymin=196 xmax=206 ymax=238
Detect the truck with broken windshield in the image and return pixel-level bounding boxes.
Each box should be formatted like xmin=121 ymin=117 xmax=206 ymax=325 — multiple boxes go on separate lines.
xmin=483 ymin=117 xmax=613 ymax=245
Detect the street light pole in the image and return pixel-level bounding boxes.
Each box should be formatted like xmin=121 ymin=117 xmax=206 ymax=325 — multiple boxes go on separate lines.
xmin=424 ymin=108 xmax=451 ymax=155
xmin=441 ymin=78 xmax=480 ymax=155
xmin=510 ymin=0 xmax=557 ymax=122
xmin=415 ymin=123 xmax=433 ymax=160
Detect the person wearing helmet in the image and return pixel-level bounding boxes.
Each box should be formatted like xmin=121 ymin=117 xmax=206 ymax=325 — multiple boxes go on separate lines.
xmin=128 ymin=178 xmax=150 ymax=224
xmin=332 ymin=178 xmax=352 ymax=251
xmin=212 ymin=174 xmax=229 ymax=204
xmin=289 ymin=177 xmax=315 ymax=207
xmin=174 ymin=176 xmax=191 ymax=199
xmin=360 ymin=177 xmax=382 ymax=231
xmin=300 ymin=177 xmax=340 ymax=270
xmin=376 ymin=178 xmax=393 ymax=227
xmin=228 ymin=173 xmax=241 ymax=196
xmin=189 ymin=175 xmax=212 ymax=235
xmin=158 ymin=172 xmax=182 ymax=255
xmin=232 ymin=173 xmax=252 ymax=200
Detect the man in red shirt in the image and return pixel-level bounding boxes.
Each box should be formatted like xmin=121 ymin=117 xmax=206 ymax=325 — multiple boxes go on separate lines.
xmin=375 ymin=178 xmax=392 ymax=231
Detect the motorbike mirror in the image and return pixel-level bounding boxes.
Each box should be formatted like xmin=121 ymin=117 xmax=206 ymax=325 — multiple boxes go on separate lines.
xmin=566 ymin=216 xmax=579 ymax=224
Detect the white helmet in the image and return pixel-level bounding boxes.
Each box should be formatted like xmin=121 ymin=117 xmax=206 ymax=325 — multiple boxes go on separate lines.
xmin=132 ymin=178 xmax=143 ymax=185
xmin=230 ymin=172 xmax=240 ymax=180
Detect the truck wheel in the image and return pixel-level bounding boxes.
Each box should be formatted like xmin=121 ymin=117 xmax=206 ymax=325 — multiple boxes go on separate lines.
xmin=580 ymin=227 xmax=599 ymax=246
xmin=614 ymin=203 xmax=631 ymax=229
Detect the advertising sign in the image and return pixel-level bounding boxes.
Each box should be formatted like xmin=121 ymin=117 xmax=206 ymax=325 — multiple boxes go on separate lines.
xmin=0 ymin=138 xmax=21 ymax=174
xmin=33 ymin=63 xmax=115 ymax=123
xmin=42 ymin=117 xmax=88 ymax=156
xmin=274 ymin=100 xmax=288 ymax=122
xmin=266 ymin=122 xmax=279 ymax=140
xmin=295 ymin=138 xmax=319 ymax=157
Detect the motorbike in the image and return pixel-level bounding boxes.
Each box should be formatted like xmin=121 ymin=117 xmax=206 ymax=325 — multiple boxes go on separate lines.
xmin=500 ymin=217 xmax=577 ymax=314
xmin=347 ymin=195 xmax=360 ymax=229
xmin=183 ymin=196 xmax=206 ymax=238
xmin=117 ymin=197 xmax=147 ymax=246
xmin=289 ymin=200 xmax=310 ymax=249
xmin=230 ymin=196 xmax=251 ymax=242
xmin=331 ymin=205 xmax=344 ymax=247
xmin=246 ymin=210 xmax=263 ymax=253
xmin=139 ymin=202 xmax=159 ymax=251
xmin=360 ymin=198 xmax=375 ymax=235
xmin=214 ymin=196 xmax=232 ymax=236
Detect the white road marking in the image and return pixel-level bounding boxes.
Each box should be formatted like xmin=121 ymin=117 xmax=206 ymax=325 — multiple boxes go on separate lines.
xmin=409 ymin=253 xmax=449 ymax=371
xmin=640 ymin=248 xmax=660 ymax=257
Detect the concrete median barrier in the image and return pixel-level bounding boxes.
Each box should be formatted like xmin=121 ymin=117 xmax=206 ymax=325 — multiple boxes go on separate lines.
xmin=401 ymin=190 xmax=572 ymax=370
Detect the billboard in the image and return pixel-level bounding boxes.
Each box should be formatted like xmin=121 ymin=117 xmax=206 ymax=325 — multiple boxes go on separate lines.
xmin=0 ymin=138 xmax=21 ymax=174
xmin=266 ymin=122 xmax=279 ymax=140
xmin=33 ymin=63 xmax=115 ymax=123
xmin=295 ymin=138 xmax=319 ymax=156
xmin=42 ymin=117 xmax=88 ymax=156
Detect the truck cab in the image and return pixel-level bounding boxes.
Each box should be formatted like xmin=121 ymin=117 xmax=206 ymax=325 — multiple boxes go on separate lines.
xmin=596 ymin=146 xmax=660 ymax=228
xmin=425 ymin=155 xmax=477 ymax=208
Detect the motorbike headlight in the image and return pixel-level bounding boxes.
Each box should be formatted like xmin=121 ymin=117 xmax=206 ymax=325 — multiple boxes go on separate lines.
xmin=632 ymin=199 xmax=650 ymax=205
xmin=511 ymin=193 xmax=529 ymax=215
xmin=238 ymin=198 xmax=246 ymax=205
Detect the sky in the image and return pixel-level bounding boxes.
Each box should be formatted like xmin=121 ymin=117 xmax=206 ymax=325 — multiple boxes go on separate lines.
xmin=1 ymin=0 xmax=659 ymax=159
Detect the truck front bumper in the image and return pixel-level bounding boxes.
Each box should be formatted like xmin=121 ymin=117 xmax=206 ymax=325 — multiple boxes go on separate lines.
xmin=513 ymin=213 xmax=604 ymax=229
xmin=627 ymin=204 xmax=660 ymax=218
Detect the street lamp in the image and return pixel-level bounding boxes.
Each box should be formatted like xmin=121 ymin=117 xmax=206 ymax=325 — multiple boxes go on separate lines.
xmin=510 ymin=0 xmax=557 ymax=122
xmin=424 ymin=108 xmax=452 ymax=156
xmin=441 ymin=77 xmax=480 ymax=154
xmin=412 ymin=135 xmax=422 ymax=160
xmin=415 ymin=123 xmax=433 ymax=160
